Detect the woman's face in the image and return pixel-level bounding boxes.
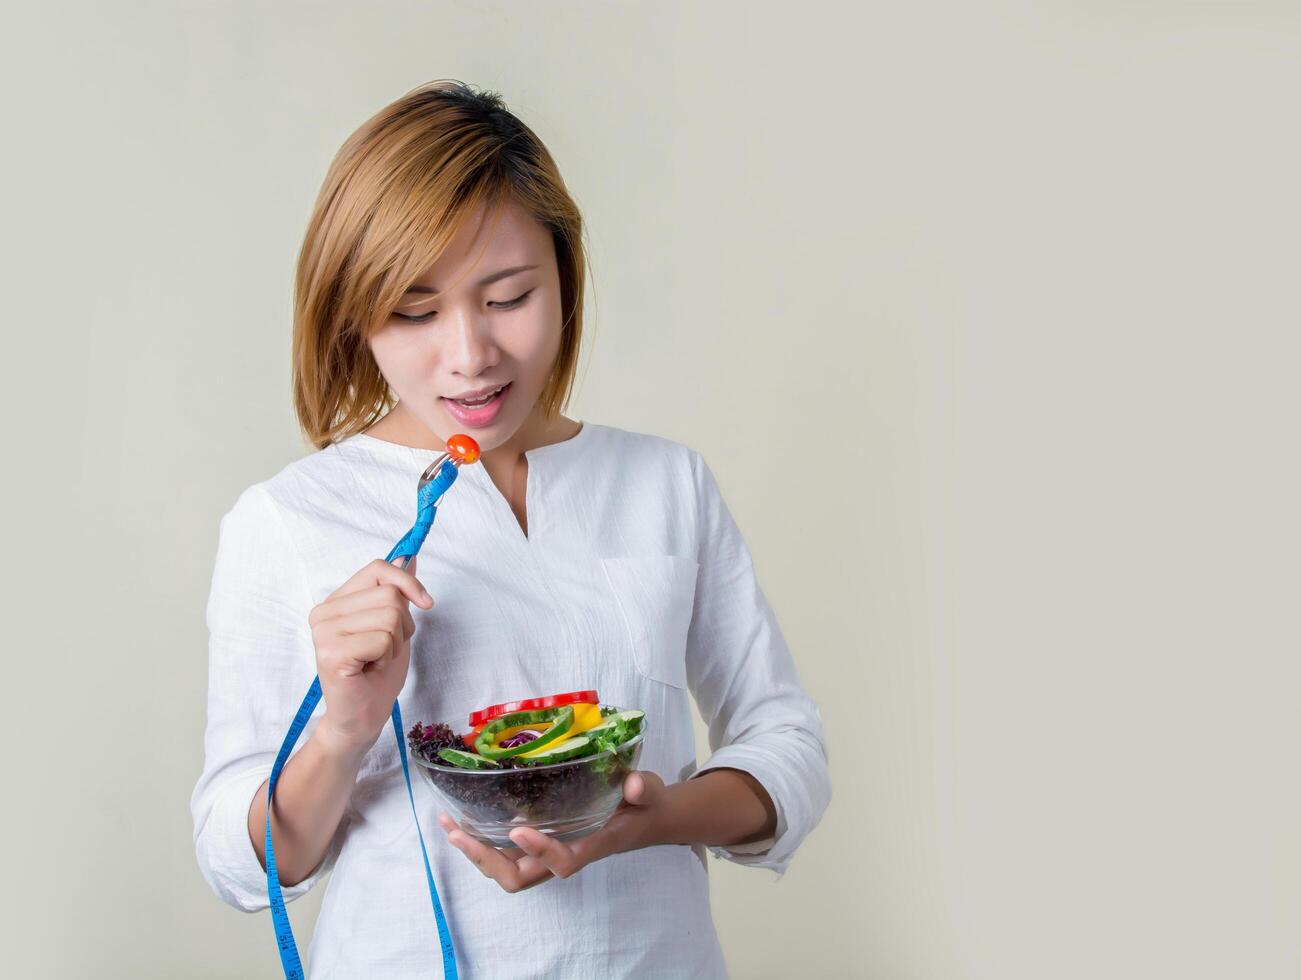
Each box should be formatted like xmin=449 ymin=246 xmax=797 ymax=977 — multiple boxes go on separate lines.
xmin=367 ymin=199 xmax=564 ymax=452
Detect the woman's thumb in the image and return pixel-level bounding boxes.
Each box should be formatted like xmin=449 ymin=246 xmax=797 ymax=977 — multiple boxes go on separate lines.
xmin=390 ymin=554 xmax=431 ymax=607
xmin=624 ymin=771 xmax=663 ymax=807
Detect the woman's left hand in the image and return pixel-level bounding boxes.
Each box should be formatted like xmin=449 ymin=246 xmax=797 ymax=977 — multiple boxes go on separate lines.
xmin=436 ymin=770 xmax=671 ymax=892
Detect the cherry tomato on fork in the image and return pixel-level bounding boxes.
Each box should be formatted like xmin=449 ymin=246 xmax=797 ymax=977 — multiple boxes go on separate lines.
xmin=446 ymin=433 xmax=480 ymax=464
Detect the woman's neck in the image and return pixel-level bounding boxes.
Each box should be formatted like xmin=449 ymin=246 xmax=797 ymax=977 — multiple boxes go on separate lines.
xmin=364 ymin=404 xmax=581 ymax=538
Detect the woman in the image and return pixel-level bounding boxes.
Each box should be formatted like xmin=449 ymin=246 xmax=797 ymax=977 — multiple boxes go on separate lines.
xmin=191 ymin=79 xmax=831 ymax=979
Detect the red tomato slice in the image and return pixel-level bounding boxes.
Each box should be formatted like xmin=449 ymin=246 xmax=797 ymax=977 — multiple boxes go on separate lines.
xmin=467 ymin=690 xmax=599 ymax=729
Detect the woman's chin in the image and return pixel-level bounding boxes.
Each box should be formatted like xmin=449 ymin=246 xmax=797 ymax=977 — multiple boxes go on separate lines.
xmin=431 ymin=406 xmax=528 ymax=452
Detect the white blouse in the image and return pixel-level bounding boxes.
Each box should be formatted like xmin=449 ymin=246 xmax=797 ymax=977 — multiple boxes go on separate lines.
xmin=191 ymin=420 xmax=831 ymax=979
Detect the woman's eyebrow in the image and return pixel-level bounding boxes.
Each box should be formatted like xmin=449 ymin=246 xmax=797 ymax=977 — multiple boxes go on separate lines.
xmin=403 ymin=264 xmax=539 ymax=296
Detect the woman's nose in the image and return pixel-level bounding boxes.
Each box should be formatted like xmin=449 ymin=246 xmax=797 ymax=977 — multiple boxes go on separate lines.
xmin=441 ymin=308 xmax=500 ymax=376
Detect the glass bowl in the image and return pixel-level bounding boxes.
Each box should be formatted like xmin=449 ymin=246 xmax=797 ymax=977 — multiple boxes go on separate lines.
xmin=410 ymin=706 xmax=647 ymax=848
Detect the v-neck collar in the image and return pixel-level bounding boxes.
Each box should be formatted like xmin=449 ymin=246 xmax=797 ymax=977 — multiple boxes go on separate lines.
xmin=345 ymin=422 xmax=596 ymax=543
xmin=463 ymin=422 xmax=593 ymax=542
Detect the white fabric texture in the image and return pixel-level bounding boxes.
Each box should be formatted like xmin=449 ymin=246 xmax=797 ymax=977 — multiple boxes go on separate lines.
xmin=190 ymin=421 xmax=831 ymax=979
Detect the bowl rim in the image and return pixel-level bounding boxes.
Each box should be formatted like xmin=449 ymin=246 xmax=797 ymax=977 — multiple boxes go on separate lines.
xmin=409 ymin=723 xmax=647 ymax=777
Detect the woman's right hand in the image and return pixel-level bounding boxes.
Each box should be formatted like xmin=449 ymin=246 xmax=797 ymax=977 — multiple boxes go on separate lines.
xmin=308 ymin=557 xmax=435 ymax=757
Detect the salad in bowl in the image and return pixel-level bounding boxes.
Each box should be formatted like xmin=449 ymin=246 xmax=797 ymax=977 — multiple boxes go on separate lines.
xmin=407 ymin=690 xmax=646 ymax=847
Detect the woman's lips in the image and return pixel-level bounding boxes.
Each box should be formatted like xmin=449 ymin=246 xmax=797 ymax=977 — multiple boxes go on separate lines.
xmin=441 ymin=382 xmax=511 ymax=427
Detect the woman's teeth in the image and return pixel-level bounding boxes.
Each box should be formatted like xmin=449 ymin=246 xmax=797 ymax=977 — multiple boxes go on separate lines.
xmin=453 ymin=385 xmax=505 ymax=407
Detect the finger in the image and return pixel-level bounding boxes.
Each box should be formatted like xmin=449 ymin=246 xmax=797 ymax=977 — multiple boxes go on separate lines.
xmin=446 ymin=830 xmax=553 ymax=893
xmin=324 ymin=604 xmax=414 ymax=642
xmin=391 ymin=553 xmax=423 ymax=591
xmin=321 ymin=603 xmax=412 ymax=640
xmin=507 ymin=828 xmax=584 ymax=880
xmin=622 ymin=771 xmax=644 ymax=804
xmin=623 ymin=770 xmax=665 ymax=806
xmin=436 ymin=813 xmax=527 ymax=861
xmin=438 ymin=814 xmax=552 ymax=891
xmin=327 ymin=630 xmax=396 ymax=671
xmin=326 ymin=557 xmax=433 ymax=607
xmin=312 ymin=583 xmax=428 ymax=629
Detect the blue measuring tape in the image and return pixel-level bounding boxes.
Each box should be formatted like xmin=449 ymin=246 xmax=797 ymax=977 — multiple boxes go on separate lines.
xmin=264 ymin=460 xmax=461 ymax=979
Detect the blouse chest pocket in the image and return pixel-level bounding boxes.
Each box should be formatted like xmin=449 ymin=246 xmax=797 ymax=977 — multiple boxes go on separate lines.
xmin=600 ymin=555 xmax=700 ymax=690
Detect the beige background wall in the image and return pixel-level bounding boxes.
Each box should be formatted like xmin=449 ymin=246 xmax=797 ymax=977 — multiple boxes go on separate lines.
xmin=2 ymin=2 xmax=1298 ymax=977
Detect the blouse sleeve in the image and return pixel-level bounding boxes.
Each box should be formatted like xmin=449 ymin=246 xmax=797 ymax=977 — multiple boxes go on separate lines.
xmin=189 ymin=484 xmax=347 ymax=912
xmin=683 ymin=450 xmax=832 ymax=878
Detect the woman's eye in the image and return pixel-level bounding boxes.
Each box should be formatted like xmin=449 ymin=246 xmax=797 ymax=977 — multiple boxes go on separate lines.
xmin=489 ymin=289 xmax=534 ymax=310
xmin=391 ymin=289 xmax=533 ymax=323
